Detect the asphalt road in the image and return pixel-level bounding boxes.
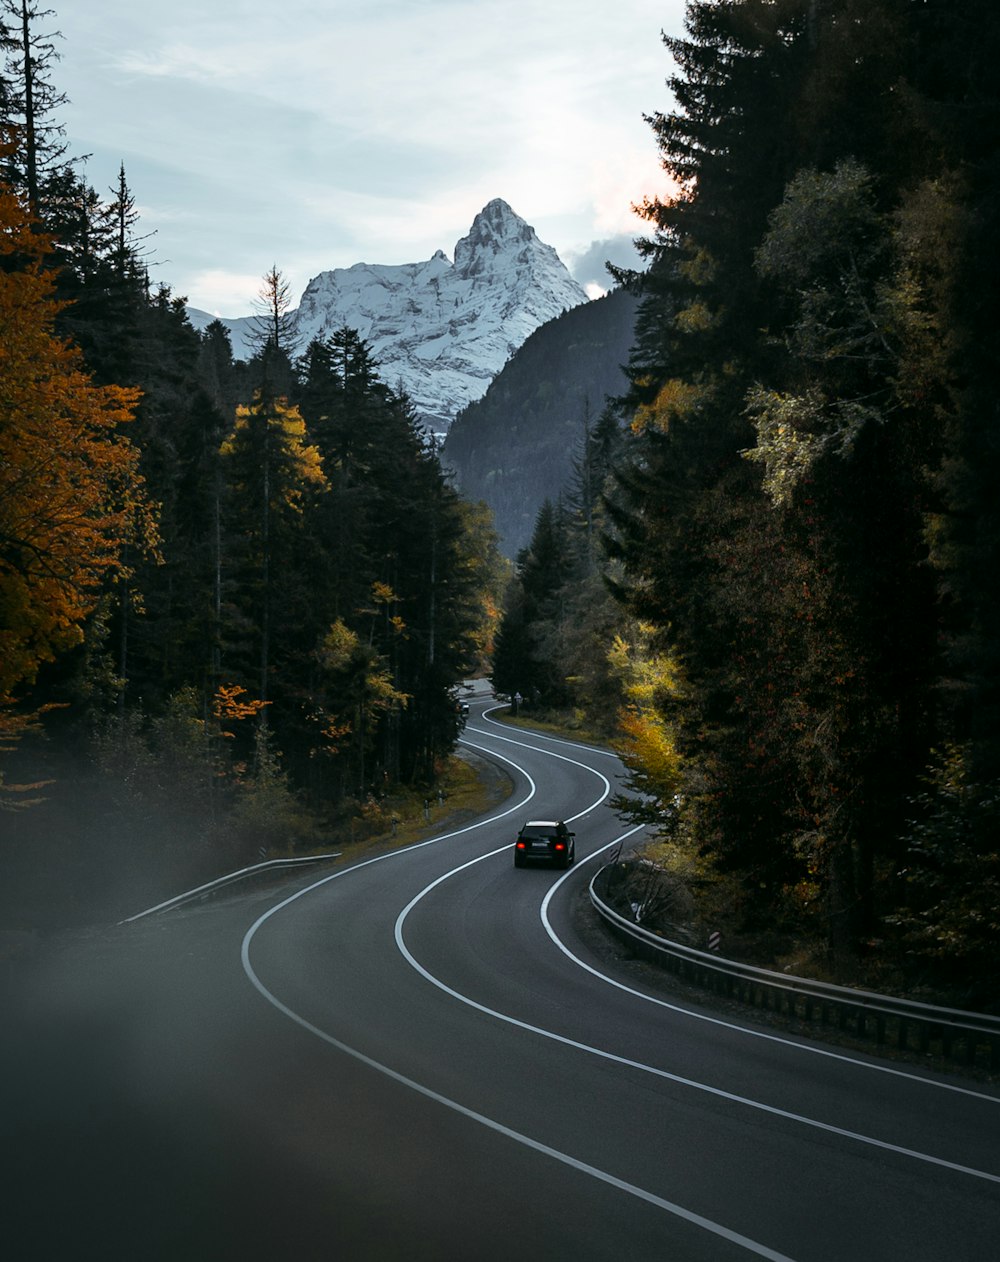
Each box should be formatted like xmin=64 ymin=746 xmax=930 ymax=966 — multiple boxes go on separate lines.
xmin=4 ymin=697 xmax=999 ymax=1261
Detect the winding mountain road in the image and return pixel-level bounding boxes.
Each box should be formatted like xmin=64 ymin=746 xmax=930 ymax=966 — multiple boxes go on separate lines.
xmin=5 ymin=698 xmax=998 ymax=1260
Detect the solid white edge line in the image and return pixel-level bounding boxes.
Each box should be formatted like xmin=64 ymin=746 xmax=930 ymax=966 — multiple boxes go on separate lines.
xmin=394 ymin=841 xmax=1000 ymax=1186
xmin=470 ymin=705 xmax=623 ymax=757
xmin=240 ymin=717 xmax=998 ymax=1262
xmin=241 ymin=936 xmax=797 ymax=1262
xmin=539 ymin=845 xmax=1000 ymax=1107
xmin=241 ymin=741 xmax=799 ymax=1261
xmin=480 ymin=716 xmax=1000 ymax=1106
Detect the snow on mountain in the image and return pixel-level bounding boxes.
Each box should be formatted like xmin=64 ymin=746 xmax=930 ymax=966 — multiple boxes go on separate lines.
xmin=186 ymin=310 xmax=259 ymax=360
xmin=187 ymin=200 xmax=588 ymax=430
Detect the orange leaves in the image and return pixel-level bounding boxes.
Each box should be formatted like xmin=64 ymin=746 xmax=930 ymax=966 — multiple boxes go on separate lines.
xmin=212 ymin=683 xmax=269 ymax=732
xmin=0 ymin=178 xmax=148 ymax=696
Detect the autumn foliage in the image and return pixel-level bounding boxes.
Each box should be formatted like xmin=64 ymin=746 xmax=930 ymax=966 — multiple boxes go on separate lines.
xmin=0 ymin=175 xmax=145 ymax=701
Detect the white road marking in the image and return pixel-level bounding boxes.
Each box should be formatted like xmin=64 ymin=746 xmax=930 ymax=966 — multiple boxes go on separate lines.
xmin=467 ymin=722 xmax=1000 ymax=1105
xmin=393 ymin=843 xmax=1000 ymax=1185
xmin=242 ymin=932 xmax=797 ymax=1261
xmin=538 ymin=843 xmax=1000 ymax=1106
xmin=239 ymin=715 xmax=999 ymax=1262
xmin=241 ymin=743 xmax=800 ymax=1260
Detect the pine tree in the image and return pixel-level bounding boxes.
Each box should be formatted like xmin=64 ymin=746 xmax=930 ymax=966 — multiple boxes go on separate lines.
xmin=492 ymin=501 xmax=573 ymax=708
xmin=246 ymin=264 xmax=297 ymax=398
xmin=0 ymin=0 xmax=70 ymax=217
xmin=609 ymin=0 xmax=955 ymax=958
xmin=220 ymin=392 xmax=326 ymax=707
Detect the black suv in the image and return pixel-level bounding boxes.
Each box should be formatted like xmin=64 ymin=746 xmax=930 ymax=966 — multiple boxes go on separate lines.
xmin=513 ymin=820 xmax=576 ymax=869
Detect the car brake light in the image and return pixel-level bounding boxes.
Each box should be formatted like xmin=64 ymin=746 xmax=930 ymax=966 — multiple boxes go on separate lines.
xmin=555 ymin=842 xmax=565 ymax=850
xmin=516 ymin=841 xmax=525 ymax=849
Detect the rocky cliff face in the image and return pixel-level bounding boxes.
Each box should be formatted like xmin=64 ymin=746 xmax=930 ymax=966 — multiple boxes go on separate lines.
xmin=189 ymin=200 xmax=588 ymax=431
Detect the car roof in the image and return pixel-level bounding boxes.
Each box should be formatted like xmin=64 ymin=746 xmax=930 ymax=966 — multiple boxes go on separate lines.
xmin=523 ymin=819 xmax=562 ymax=828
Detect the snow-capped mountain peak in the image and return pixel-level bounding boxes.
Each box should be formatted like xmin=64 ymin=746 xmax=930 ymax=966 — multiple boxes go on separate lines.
xmin=454 ymin=198 xmax=535 ymax=273
xmin=188 ymin=200 xmax=588 ymax=431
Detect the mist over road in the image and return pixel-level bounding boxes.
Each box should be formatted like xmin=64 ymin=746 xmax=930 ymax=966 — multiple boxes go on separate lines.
xmin=5 ymin=700 xmax=998 ymax=1261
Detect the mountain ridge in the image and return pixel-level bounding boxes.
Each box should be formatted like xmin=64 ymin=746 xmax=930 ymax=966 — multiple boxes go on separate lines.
xmin=442 ymin=285 xmax=638 ymax=556
xmin=188 ymin=199 xmax=588 ymax=430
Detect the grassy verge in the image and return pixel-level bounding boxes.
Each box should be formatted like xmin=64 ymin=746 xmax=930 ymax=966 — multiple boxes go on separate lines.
xmin=489 ymin=705 xmax=613 ymax=749
xmin=299 ymin=747 xmax=514 ymax=860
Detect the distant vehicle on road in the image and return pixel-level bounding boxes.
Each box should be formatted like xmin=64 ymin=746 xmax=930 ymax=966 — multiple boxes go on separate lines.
xmin=513 ymin=820 xmax=575 ymax=869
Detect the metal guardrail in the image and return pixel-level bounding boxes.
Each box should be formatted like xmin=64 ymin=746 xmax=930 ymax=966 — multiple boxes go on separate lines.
xmin=120 ymin=853 xmax=342 ymax=924
xmin=589 ymin=865 xmax=1000 ymax=1073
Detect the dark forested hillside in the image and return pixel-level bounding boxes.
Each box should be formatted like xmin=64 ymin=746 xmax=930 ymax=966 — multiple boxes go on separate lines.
xmin=441 ymin=287 xmax=637 ymax=556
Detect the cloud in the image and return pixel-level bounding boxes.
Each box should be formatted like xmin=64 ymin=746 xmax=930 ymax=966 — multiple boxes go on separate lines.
xmin=56 ymin=0 xmax=690 ymax=310
xmin=185 ymin=269 xmax=266 ymax=317
xmin=566 ymin=234 xmax=651 ymax=293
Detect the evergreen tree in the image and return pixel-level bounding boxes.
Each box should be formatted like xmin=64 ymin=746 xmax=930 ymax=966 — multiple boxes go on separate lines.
xmin=219 ymin=392 xmax=326 ymax=708
xmin=492 ymin=501 xmax=573 ymax=708
xmin=0 ymin=0 xmax=70 ymax=217
xmin=607 ymin=0 xmax=967 ymax=961
xmin=246 ymin=264 xmax=297 ymax=398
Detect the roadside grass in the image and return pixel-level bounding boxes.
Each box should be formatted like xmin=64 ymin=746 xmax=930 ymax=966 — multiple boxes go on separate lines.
xmin=489 ymin=704 xmax=613 ymax=750
xmin=296 ymin=747 xmax=514 ymax=861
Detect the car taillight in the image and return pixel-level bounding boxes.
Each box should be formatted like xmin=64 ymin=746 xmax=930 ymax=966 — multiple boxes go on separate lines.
xmin=554 ymin=842 xmax=565 ymax=851
xmin=516 ymin=841 xmax=526 ymax=849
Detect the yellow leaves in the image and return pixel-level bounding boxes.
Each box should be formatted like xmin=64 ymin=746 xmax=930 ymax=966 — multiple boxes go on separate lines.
xmin=674 ymin=300 xmax=715 ymax=335
xmin=366 ymin=664 xmax=408 ymax=706
xmin=367 ymin=582 xmax=407 ymax=634
xmin=678 ymin=246 xmax=717 ymax=287
xmin=223 ymin=394 xmax=327 ymax=510
xmin=370 ymin=580 xmax=398 ymax=606
xmin=607 ymin=624 xmax=684 ymax=804
xmin=607 ymin=625 xmax=681 ymax=707
xmin=317 ymin=619 xmax=410 ymax=710
xmin=631 ymin=378 xmax=706 ymax=435
xmin=617 ymin=706 xmax=682 ymax=789
xmin=318 ymin=619 xmax=359 ymax=673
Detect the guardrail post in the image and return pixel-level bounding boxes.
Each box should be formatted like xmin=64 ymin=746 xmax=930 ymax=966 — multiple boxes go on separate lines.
xmin=588 ymin=864 xmax=1000 ymax=1075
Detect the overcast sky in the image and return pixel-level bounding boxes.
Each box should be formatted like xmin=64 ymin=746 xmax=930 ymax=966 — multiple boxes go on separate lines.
xmin=54 ymin=1 xmax=687 ymax=315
